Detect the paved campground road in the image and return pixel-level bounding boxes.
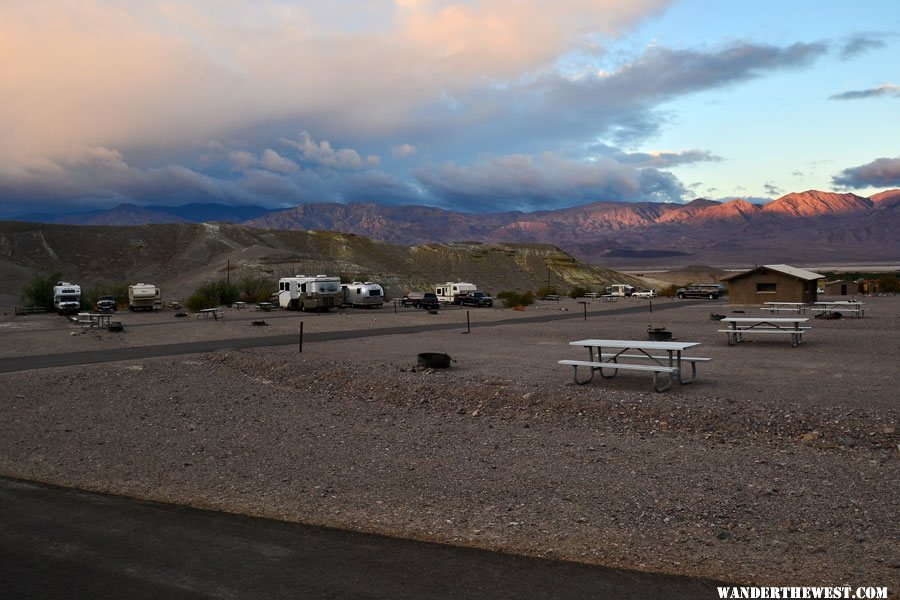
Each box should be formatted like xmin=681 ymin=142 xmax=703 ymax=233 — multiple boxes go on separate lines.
xmin=0 ymin=300 xmax=704 ymax=373
xmin=0 ymin=477 xmax=726 ymax=599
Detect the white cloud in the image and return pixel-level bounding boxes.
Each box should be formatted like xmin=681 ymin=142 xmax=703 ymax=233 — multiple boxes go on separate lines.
xmin=281 ymin=132 xmax=376 ymax=169
xmin=393 ymin=143 xmax=417 ymax=157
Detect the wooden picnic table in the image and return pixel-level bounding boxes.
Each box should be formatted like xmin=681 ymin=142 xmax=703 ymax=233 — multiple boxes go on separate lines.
xmin=719 ymin=317 xmax=809 ymax=347
xmin=559 ymin=339 xmax=709 ymax=393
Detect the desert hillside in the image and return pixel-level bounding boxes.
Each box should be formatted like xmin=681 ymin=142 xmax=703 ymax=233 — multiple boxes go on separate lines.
xmin=0 ymin=221 xmax=643 ymax=305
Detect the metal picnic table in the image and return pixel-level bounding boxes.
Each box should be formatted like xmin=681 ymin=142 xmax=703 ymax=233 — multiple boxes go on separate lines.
xmin=719 ymin=317 xmax=809 ymax=347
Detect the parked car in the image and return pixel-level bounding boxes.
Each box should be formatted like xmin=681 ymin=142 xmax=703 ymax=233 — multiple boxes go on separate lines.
xmin=95 ymin=295 xmax=117 ymax=312
xmin=676 ymin=284 xmax=724 ymax=299
xmin=458 ymin=291 xmax=494 ymax=307
xmin=400 ymin=292 xmax=440 ymax=309
xmin=630 ymin=289 xmax=657 ymax=298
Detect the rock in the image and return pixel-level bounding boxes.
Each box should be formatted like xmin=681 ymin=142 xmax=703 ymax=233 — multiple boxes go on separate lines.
xmin=800 ymin=430 xmax=821 ymax=442
xmin=841 ymin=436 xmax=858 ymax=448
xmin=717 ymin=531 xmax=730 ymax=540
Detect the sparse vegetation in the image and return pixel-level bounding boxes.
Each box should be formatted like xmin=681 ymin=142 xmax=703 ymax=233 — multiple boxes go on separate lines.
xmin=568 ymin=286 xmax=590 ymax=299
xmin=536 ymin=285 xmax=559 ymax=299
xmin=496 ymin=290 xmax=535 ymax=308
xmin=877 ymin=273 xmax=899 ymax=293
xmin=237 ymin=276 xmax=275 ymax=304
xmin=185 ymin=280 xmax=240 ymax=311
xmin=657 ymin=284 xmax=680 ymax=298
xmin=20 ymin=271 xmax=63 ymax=310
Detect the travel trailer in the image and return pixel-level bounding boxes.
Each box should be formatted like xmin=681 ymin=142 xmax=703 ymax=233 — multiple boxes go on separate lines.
xmin=128 ymin=283 xmax=161 ymax=311
xmin=53 ymin=281 xmax=81 ymax=314
xmin=278 ymin=274 xmax=342 ymax=311
xmin=605 ymin=284 xmax=635 ymax=297
xmin=435 ymin=282 xmax=477 ymax=304
xmin=340 ymin=282 xmax=384 ymax=308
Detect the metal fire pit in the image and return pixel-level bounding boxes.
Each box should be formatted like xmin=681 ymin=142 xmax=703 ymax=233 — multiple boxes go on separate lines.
xmin=417 ymin=352 xmax=453 ymax=369
xmin=647 ymin=327 xmax=672 ymax=341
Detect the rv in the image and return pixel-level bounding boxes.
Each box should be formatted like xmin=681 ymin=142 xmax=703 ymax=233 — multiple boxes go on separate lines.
xmin=128 ymin=283 xmax=161 ymax=311
xmin=605 ymin=284 xmax=635 ymax=297
xmin=278 ymin=274 xmax=341 ymax=311
xmin=340 ymin=281 xmax=384 ymax=308
xmin=53 ymin=281 xmax=82 ymax=314
xmin=435 ymin=282 xmax=477 ymax=304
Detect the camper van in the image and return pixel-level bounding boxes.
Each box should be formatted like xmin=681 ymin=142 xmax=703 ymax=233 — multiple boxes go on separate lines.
xmin=278 ymin=274 xmax=342 ymax=311
xmin=340 ymin=282 xmax=384 ymax=308
xmin=53 ymin=281 xmax=82 ymax=314
xmin=605 ymin=284 xmax=635 ymax=297
xmin=435 ymin=282 xmax=477 ymax=304
xmin=128 ymin=283 xmax=161 ymax=311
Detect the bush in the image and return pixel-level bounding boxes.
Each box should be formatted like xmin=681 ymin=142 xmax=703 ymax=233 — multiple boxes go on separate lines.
xmin=536 ymin=285 xmax=559 ymax=299
xmin=238 ymin=276 xmax=275 ymax=304
xmin=21 ymin=271 xmax=63 ymax=310
xmin=568 ymin=286 xmax=589 ymax=299
xmin=657 ymin=284 xmax=680 ymax=298
xmin=184 ymin=280 xmax=240 ymax=311
xmin=877 ymin=273 xmax=899 ymax=293
xmin=496 ymin=290 xmax=536 ymax=308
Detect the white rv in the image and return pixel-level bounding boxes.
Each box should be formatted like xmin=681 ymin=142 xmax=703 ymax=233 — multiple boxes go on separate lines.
xmin=53 ymin=281 xmax=81 ymax=314
xmin=278 ymin=274 xmax=341 ymax=311
xmin=340 ymin=281 xmax=384 ymax=308
xmin=128 ymin=283 xmax=161 ymax=311
xmin=605 ymin=284 xmax=635 ymax=297
xmin=435 ymin=281 xmax=477 ymax=304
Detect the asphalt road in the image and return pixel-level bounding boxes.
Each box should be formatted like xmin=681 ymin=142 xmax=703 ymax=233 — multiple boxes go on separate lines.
xmin=0 ymin=477 xmax=726 ymax=599
xmin=0 ymin=300 xmax=704 ymax=373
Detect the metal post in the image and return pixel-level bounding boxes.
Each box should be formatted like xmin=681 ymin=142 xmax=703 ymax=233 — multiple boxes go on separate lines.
xmin=299 ymin=320 xmax=303 ymax=353
xmin=466 ymin=310 xmax=470 ymax=334
xmin=578 ymin=301 xmax=587 ymax=320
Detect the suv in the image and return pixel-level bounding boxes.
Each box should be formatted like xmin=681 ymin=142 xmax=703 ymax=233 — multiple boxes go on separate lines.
xmin=630 ymin=289 xmax=657 ymax=298
xmin=401 ymin=292 xmax=440 ymax=309
xmin=676 ymin=284 xmax=723 ymax=299
xmin=458 ymin=291 xmax=493 ymax=307
xmin=96 ymin=295 xmax=117 ymax=312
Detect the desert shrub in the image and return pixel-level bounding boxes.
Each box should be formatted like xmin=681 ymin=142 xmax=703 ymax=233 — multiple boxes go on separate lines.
xmin=185 ymin=279 xmax=240 ymax=311
xmin=496 ymin=290 xmax=536 ymax=308
xmin=85 ymin=283 xmax=129 ymax=308
xmin=536 ymin=285 xmax=559 ymax=299
xmin=20 ymin=271 xmax=63 ymax=310
xmin=877 ymin=273 xmax=899 ymax=293
xmin=238 ymin=276 xmax=275 ymax=303
xmin=568 ymin=286 xmax=590 ymax=299
xmin=657 ymin=284 xmax=680 ymax=298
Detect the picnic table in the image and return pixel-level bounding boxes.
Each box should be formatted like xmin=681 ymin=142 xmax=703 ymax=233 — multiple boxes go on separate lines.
xmin=559 ymin=339 xmax=709 ymax=393
xmin=719 ymin=317 xmax=809 ymax=347
xmin=76 ymin=313 xmax=113 ymax=328
xmin=600 ymin=294 xmax=619 ymax=302
xmin=762 ymin=302 xmax=806 ymax=315
xmin=197 ymin=308 xmax=224 ymax=320
xmin=813 ymin=301 xmax=864 ymax=318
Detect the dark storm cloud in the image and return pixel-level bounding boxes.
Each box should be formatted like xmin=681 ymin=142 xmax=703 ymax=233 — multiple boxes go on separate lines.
xmin=832 ymin=157 xmax=900 ymax=188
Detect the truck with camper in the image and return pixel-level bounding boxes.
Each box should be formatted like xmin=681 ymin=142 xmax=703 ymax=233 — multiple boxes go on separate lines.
xmin=278 ymin=274 xmax=342 ymax=311
xmin=340 ymin=281 xmax=385 ymax=308
xmin=53 ymin=281 xmax=82 ymax=314
xmin=128 ymin=283 xmax=161 ymax=311
xmin=605 ymin=284 xmax=635 ymax=297
xmin=435 ymin=282 xmax=478 ymax=304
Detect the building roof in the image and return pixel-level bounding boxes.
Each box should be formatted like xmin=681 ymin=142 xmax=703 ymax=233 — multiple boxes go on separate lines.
xmin=721 ymin=264 xmax=824 ymax=282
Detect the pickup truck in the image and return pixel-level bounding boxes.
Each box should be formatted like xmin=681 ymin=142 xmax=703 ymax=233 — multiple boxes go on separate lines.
xmin=96 ymin=295 xmax=117 ymax=312
xmin=676 ymin=285 xmax=723 ymax=299
xmin=400 ymin=292 xmax=440 ymax=309
xmin=630 ymin=289 xmax=657 ymax=298
xmin=457 ymin=291 xmax=493 ymax=307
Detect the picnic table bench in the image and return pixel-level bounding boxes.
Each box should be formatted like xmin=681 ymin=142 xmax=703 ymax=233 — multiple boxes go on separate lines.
xmin=761 ymin=302 xmax=806 ymax=315
xmin=197 ymin=308 xmax=224 ymax=320
xmin=76 ymin=313 xmax=113 ymax=329
xmin=719 ymin=317 xmax=809 ymax=347
xmin=559 ymin=339 xmax=709 ymax=393
xmin=812 ymin=301 xmax=864 ymax=318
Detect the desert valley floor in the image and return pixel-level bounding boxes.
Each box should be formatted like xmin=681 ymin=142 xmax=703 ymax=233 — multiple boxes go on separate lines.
xmin=0 ymin=296 xmax=897 ymax=586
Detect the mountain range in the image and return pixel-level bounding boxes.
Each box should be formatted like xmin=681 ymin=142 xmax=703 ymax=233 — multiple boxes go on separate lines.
xmin=9 ymin=189 xmax=900 ymax=266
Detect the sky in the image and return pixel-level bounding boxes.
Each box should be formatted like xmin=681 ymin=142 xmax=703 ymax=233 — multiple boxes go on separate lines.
xmin=1 ymin=0 xmax=899 ymax=218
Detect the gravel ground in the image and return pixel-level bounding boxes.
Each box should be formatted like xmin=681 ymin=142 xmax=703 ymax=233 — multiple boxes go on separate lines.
xmin=0 ymin=297 xmax=898 ymax=587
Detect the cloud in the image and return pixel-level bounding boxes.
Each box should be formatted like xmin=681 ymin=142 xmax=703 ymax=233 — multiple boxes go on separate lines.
xmin=829 ymin=83 xmax=900 ymax=100
xmin=414 ymin=153 xmax=686 ymax=212
xmin=588 ymin=143 xmax=721 ymax=168
xmin=393 ymin=144 xmax=417 ymax=157
xmin=280 ymin=132 xmax=379 ymax=169
xmin=764 ymin=182 xmax=781 ymax=196
xmin=839 ymin=35 xmax=887 ymax=59
xmin=832 ymin=157 xmax=900 ymax=188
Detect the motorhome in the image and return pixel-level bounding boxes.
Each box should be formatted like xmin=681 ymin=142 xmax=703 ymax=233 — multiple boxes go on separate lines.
xmin=53 ymin=281 xmax=81 ymax=314
xmin=605 ymin=284 xmax=635 ymax=297
xmin=340 ymin=281 xmax=384 ymax=308
xmin=278 ymin=274 xmax=341 ymax=311
xmin=128 ymin=283 xmax=161 ymax=311
xmin=435 ymin=282 xmax=478 ymax=304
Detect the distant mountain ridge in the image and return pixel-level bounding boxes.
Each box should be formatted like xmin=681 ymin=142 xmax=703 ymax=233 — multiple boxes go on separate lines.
xmin=7 ymin=189 xmax=900 ymax=265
